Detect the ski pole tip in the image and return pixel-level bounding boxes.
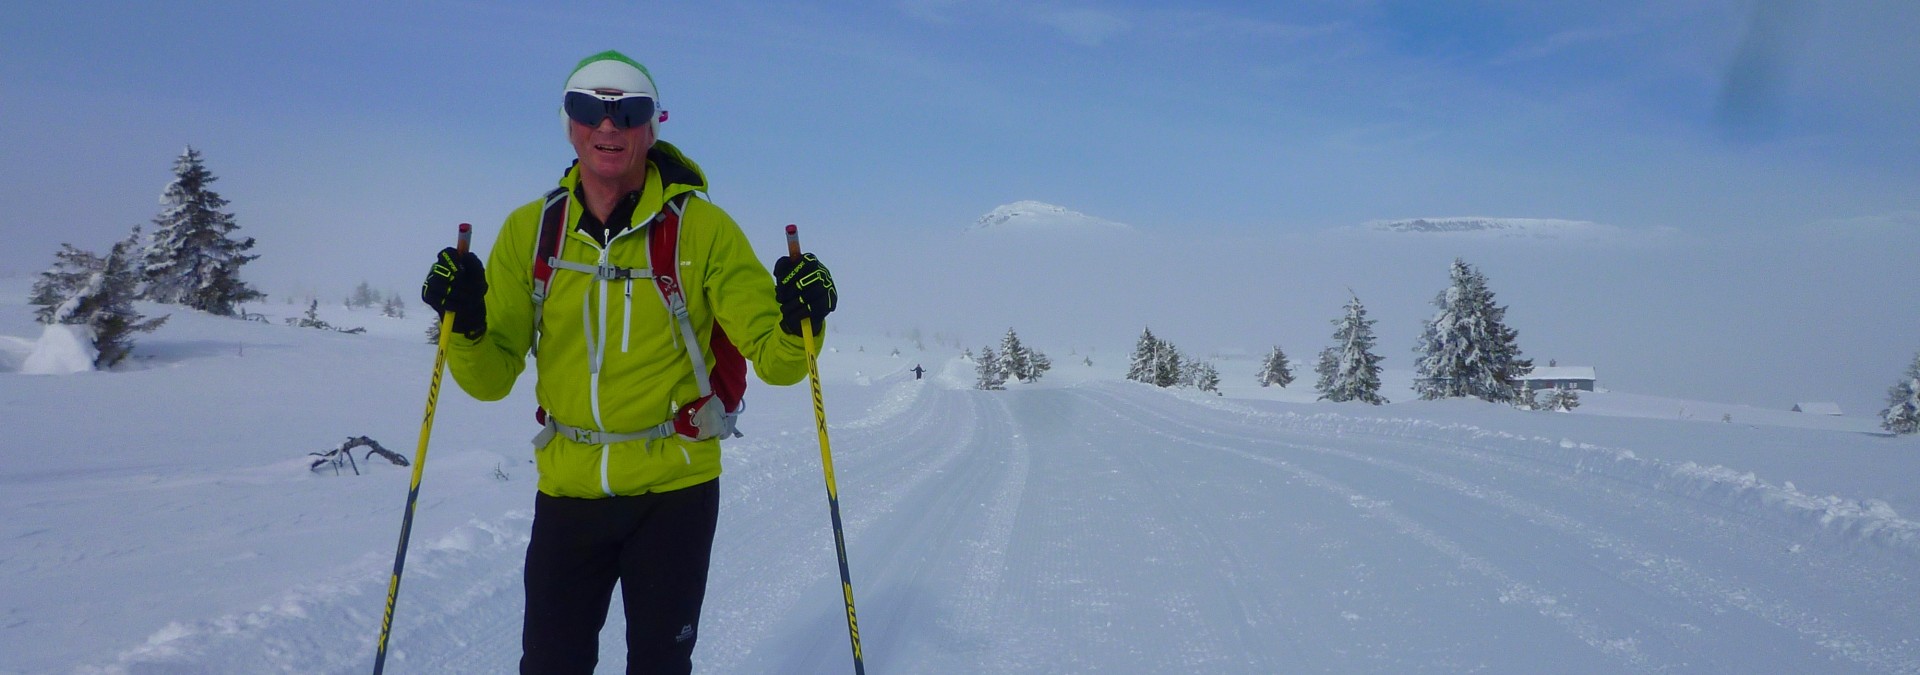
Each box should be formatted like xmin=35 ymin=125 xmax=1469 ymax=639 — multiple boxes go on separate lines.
xmin=459 ymin=222 xmax=471 ymax=234
xmin=785 ymin=224 xmax=797 ymax=236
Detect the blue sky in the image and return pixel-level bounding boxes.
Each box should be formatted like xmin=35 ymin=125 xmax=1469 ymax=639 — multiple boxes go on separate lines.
xmin=2 ymin=0 xmax=1916 ymax=293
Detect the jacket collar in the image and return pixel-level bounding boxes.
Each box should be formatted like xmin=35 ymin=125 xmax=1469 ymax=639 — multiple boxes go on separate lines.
xmin=559 ymin=140 xmax=707 ymax=216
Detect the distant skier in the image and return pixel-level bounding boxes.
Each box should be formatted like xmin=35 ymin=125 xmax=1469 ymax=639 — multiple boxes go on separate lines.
xmin=912 ymin=364 xmax=925 ymax=380
xmin=421 ymin=50 xmax=837 ymax=674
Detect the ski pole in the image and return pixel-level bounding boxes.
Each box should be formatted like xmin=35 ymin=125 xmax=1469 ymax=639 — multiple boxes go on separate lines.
xmin=787 ymin=224 xmax=867 ymax=675
xmin=373 ymin=222 xmax=470 ymax=674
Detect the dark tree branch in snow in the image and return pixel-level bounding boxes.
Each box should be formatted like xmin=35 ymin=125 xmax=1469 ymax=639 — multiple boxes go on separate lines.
xmin=308 ymin=436 xmax=410 ymax=475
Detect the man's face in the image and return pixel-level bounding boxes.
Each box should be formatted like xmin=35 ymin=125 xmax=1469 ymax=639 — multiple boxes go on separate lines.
xmin=567 ymin=89 xmax=656 ymax=185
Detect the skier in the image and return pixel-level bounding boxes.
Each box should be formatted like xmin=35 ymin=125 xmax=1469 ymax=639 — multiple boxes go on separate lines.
xmin=421 ymin=50 xmax=837 ymax=674
xmin=912 ymin=364 xmax=924 ymax=380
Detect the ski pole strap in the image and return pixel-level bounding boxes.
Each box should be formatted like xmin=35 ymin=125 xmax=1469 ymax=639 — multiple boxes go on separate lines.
xmin=532 ymin=414 xmax=674 ymax=449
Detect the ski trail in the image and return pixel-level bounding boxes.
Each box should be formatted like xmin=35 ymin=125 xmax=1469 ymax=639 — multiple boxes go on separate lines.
xmin=1101 ymin=435 xmax=1282 ymax=671
xmin=1084 ymin=383 xmax=1920 ymax=674
xmin=1080 ymin=385 xmax=1665 ymax=671
xmin=694 ymin=380 xmax=994 ymax=673
xmin=941 ymin=394 xmax=1030 ymax=670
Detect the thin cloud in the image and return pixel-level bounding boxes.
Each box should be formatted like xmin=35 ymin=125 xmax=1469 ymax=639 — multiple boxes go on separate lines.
xmin=1032 ymin=8 xmax=1129 ymax=46
xmin=1491 ymin=26 xmax=1638 ymax=66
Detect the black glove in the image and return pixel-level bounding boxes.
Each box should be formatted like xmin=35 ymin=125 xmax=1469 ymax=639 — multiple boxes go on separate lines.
xmin=773 ymin=252 xmax=836 ymax=336
xmin=421 ymin=247 xmax=488 ymax=340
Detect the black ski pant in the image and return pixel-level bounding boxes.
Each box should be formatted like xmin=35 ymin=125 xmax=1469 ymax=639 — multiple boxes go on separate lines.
xmin=521 ymin=480 xmax=719 ymax=675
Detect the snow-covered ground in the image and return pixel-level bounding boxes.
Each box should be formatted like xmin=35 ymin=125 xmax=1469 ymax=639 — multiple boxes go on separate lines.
xmin=2 ymin=281 xmax=1917 ymax=674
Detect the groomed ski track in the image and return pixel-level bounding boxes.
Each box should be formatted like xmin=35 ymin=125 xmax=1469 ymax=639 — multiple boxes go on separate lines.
xmin=80 ymin=361 xmax=1920 ymax=674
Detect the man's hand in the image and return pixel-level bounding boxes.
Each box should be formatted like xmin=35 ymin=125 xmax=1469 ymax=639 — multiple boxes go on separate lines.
xmin=421 ymin=247 xmax=488 ymax=340
xmin=773 ymin=253 xmax=836 ymax=336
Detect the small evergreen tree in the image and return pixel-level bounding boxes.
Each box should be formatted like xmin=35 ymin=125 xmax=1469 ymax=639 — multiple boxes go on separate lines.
xmin=1127 ymin=327 xmax=1158 ymax=384
xmin=1514 ymin=380 xmax=1539 ymax=410
xmin=349 ymin=281 xmax=380 ymax=309
xmin=1543 ymin=387 xmax=1581 ymax=412
xmin=1154 ymin=341 xmax=1184 ymax=388
xmin=1882 ymin=352 xmax=1920 ymax=435
xmin=1189 ymin=360 xmax=1221 ymax=394
xmin=29 ymin=228 xmax=169 ymax=368
xmin=141 ymin=147 xmax=265 ymax=316
xmin=28 ymin=245 xmax=102 ymax=323
xmin=1413 ymin=258 xmax=1532 ymax=403
xmin=426 ymin=316 xmax=442 ymax=344
xmin=290 ymin=300 xmax=330 ymax=329
xmin=1315 ymin=293 xmax=1387 ymax=404
xmin=1028 ymin=349 xmax=1051 ymax=382
xmin=1000 ymin=328 xmax=1032 ymax=382
xmin=1257 ymin=345 xmax=1294 ymax=387
xmin=975 ymin=346 xmax=1007 ymax=390
xmin=381 ymin=294 xmax=407 ymax=319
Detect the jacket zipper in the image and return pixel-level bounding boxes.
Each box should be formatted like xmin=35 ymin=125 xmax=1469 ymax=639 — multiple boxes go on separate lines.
xmin=591 ymin=243 xmax=613 ymax=497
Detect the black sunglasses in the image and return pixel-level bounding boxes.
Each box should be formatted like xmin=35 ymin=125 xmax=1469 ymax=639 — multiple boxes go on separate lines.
xmin=563 ymin=89 xmax=657 ymax=130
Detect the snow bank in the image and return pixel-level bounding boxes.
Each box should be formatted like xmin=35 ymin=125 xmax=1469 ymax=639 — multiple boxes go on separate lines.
xmin=20 ymin=323 xmax=96 ymax=374
xmin=0 ymin=334 xmax=33 ymax=371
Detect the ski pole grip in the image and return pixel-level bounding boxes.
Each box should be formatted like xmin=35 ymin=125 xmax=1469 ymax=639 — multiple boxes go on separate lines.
xmin=457 ymin=223 xmax=472 ymax=255
xmin=785 ymin=224 xmax=802 ymax=258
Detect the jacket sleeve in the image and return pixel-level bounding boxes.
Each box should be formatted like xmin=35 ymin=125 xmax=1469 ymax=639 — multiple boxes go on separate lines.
xmin=695 ymin=200 xmax=812 ymax=387
xmin=447 ymin=204 xmax=539 ymax=401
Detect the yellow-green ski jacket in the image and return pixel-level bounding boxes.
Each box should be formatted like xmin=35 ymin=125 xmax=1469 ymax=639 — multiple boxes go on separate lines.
xmin=449 ymin=142 xmax=812 ymax=498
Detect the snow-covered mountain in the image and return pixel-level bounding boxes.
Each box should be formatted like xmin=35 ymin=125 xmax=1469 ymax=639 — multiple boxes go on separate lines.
xmin=967 ymin=200 xmax=1132 ymax=234
xmin=1361 ymin=216 xmax=1622 ymax=239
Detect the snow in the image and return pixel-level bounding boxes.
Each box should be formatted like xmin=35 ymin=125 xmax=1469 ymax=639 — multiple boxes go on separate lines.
xmin=1794 ymin=402 xmax=1844 ymax=416
xmin=3 ymin=279 xmax=1919 ymax=674
xmin=19 ymin=324 xmax=95 ymax=375
xmin=968 ymin=200 xmax=1131 ymax=234
xmin=1358 ymin=216 xmax=1658 ymax=242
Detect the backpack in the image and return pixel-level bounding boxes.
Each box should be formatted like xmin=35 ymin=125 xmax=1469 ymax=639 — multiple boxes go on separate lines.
xmin=528 ymin=186 xmax=747 ymax=443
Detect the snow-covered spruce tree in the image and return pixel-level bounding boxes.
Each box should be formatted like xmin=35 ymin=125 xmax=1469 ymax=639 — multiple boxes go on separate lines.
xmin=1882 ymin=352 xmax=1920 ymax=435
xmin=425 ymin=316 xmax=442 ymax=344
xmin=1544 ymin=387 xmax=1581 ymax=412
xmin=1257 ymin=345 xmax=1294 ymax=387
xmin=1126 ymin=327 xmax=1158 ymax=383
xmin=1188 ymin=360 xmax=1221 ymax=394
xmin=381 ymin=294 xmax=407 ymax=318
xmin=1513 ymin=380 xmax=1539 ymax=410
xmin=1027 ymin=349 xmax=1051 ymax=382
xmin=28 ymin=244 xmax=102 ymax=322
xmin=1413 ymin=258 xmax=1532 ymax=403
xmin=1000 ymin=328 xmax=1032 ymax=382
xmin=1314 ymin=293 xmax=1388 ymax=404
xmin=289 ymin=300 xmax=330 ymax=330
xmin=1153 ymin=340 xmax=1184 ymax=388
xmin=975 ymin=346 xmax=1007 ymax=390
xmin=141 ymin=147 xmax=265 ymax=316
xmin=29 ymin=228 xmax=169 ymax=368
xmin=349 ymin=281 xmax=380 ymax=309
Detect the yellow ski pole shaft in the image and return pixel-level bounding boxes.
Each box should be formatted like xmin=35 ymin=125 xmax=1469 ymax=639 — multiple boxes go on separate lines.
xmin=373 ymin=222 xmax=469 ymax=675
xmin=787 ymin=224 xmax=867 ymax=675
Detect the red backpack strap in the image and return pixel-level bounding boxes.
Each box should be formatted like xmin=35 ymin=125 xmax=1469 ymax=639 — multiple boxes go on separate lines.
xmin=708 ymin=324 xmax=747 ymax=412
xmin=530 ymin=187 xmax=570 ymax=355
xmin=648 ymin=194 xmax=748 ymax=415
